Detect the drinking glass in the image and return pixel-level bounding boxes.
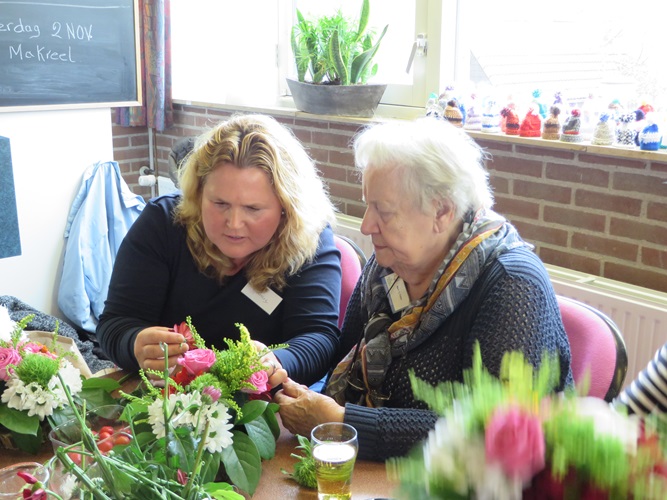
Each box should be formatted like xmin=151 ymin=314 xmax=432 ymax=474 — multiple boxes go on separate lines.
xmin=311 ymin=422 xmax=358 ymax=500
xmin=0 ymin=462 xmax=49 ymax=498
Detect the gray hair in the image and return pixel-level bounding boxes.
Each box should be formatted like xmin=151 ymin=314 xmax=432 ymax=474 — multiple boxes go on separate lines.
xmin=353 ymin=118 xmax=494 ymax=218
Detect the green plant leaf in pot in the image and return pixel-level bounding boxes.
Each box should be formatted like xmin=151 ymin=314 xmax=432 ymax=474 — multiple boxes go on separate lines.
xmin=291 ymin=0 xmax=388 ymax=85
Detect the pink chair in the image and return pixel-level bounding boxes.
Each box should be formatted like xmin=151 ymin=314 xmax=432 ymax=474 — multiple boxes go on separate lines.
xmin=333 ymin=234 xmax=366 ymax=328
xmin=557 ymin=295 xmax=628 ymax=401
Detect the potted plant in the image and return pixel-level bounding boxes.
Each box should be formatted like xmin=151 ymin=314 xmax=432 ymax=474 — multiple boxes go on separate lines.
xmin=288 ymin=0 xmax=388 ymax=117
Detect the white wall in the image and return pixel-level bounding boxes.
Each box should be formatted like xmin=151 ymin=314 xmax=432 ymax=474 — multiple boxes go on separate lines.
xmin=0 ymin=108 xmax=113 ymax=317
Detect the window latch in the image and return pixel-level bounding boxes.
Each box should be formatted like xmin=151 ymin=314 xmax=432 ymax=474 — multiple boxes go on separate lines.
xmin=406 ymin=33 xmax=427 ymax=73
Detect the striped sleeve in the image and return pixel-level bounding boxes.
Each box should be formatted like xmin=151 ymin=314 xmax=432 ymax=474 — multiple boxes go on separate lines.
xmin=616 ymin=344 xmax=667 ymax=417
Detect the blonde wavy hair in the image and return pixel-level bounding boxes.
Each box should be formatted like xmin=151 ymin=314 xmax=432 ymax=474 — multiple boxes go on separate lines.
xmin=175 ymin=114 xmax=336 ymax=291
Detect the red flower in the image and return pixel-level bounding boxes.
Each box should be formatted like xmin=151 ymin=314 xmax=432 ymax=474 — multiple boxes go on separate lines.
xmin=16 ymin=471 xmax=38 ymax=485
xmin=248 ymin=386 xmax=273 ymax=402
xmin=22 ymin=488 xmax=47 ymax=500
xmin=177 ymin=469 xmax=188 ymax=485
xmin=173 ymin=321 xmax=195 ymax=348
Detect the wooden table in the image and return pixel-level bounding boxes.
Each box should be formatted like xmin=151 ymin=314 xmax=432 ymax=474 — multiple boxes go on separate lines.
xmin=0 ymin=417 xmax=397 ymax=500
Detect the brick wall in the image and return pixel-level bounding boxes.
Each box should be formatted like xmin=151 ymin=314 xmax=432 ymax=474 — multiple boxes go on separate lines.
xmin=110 ymin=105 xmax=667 ymax=294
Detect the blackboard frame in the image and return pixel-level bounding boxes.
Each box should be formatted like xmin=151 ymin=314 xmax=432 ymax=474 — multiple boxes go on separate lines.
xmin=0 ymin=0 xmax=142 ymax=112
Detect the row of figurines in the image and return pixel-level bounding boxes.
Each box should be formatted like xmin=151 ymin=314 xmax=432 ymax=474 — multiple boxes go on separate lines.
xmin=426 ymin=96 xmax=663 ymax=151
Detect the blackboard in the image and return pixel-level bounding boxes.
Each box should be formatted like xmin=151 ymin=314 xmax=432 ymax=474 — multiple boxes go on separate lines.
xmin=0 ymin=0 xmax=141 ymax=111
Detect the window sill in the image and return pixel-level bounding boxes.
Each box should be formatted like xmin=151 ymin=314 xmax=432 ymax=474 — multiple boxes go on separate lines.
xmin=173 ymin=97 xmax=667 ymax=163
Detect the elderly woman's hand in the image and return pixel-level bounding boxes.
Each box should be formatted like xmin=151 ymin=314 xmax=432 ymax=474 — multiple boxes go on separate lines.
xmin=134 ymin=326 xmax=189 ymax=373
xmin=274 ymin=378 xmax=344 ymax=436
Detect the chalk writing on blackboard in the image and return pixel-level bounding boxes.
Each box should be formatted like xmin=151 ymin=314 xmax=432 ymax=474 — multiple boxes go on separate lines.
xmin=0 ymin=0 xmax=141 ymax=111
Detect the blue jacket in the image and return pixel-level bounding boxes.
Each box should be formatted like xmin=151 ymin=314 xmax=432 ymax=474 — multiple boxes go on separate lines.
xmin=58 ymin=161 xmax=145 ymax=333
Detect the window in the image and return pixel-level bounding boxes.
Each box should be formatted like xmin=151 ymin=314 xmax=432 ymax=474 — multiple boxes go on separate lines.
xmin=171 ymin=0 xmax=667 ymax=115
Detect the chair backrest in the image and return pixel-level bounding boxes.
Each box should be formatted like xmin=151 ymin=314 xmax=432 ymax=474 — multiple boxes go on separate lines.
xmin=557 ymin=295 xmax=628 ymax=401
xmin=333 ymin=234 xmax=366 ymax=328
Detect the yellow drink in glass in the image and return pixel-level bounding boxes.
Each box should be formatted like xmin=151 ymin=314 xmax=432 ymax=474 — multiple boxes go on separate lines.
xmin=311 ymin=423 xmax=358 ymax=500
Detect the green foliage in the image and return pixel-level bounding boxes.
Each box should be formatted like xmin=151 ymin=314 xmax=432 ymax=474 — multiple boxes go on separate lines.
xmin=113 ymin=323 xmax=281 ymax=497
xmin=291 ymin=0 xmax=388 ymax=85
xmin=281 ymin=434 xmax=318 ymax=489
xmin=14 ymin=352 xmax=59 ymax=387
xmin=392 ymin=342 xmax=667 ymax=499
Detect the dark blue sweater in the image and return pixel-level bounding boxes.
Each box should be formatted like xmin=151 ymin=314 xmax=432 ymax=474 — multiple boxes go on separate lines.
xmin=97 ymin=194 xmax=341 ymax=386
xmin=338 ymin=247 xmax=573 ymax=461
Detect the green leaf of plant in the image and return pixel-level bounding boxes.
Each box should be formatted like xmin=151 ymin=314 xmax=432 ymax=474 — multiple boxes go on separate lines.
xmin=329 ymin=29 xmax=349 ymax=85
xmin=203 ymin=481 xmax=245 ymax=500
xmin=81 ymin=377 xmax=121 ymax=392
xmin=0 ymin=405 xmax=40 ymax=435
xmin=356 ymin=0 xmax=370 ymax=42
xmin=235 ymin=399 xmax=268 ymax=425
xmin=244 ymin=416 xmax=275 ymax=460
xmin=9 ymin=425 xmax=44 ymax=454
xmin=221 ymin=430 xmax=262 ymax=496
xmin=350 ymin=24 xmax=388 ymax=84
xmin=78 ymin=387 xmax=118 ymax=409
xmin=200 ymin=452 xmax=222 ymax=484
xmin=262 ymin=403 xmax=280 ymax=440
xmin=165 ymin=426 xmax=197 ymax=472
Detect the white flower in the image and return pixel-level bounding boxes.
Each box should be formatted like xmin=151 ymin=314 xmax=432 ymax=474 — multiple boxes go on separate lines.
xmin=51 ymin=360 xmax=83 ymax=405
xmin=573 ymin=397 xmax=640 ymax=454
xmin=201 ymin=402 xmax=234 ymax=453
xmin=0 ymin=305 xmax=24 ymax=344
xmin=147 ymin=392 xmax=234 ymax=454
xmin=423 ymin=407 xmax=524 ymax=500
xmin=2 ymin=377 xmax=59 ymax=419
xmin=147 ymin=392 xmax=204 ymax=438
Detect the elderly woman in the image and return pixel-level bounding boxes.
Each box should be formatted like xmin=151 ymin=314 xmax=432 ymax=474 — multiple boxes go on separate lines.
xmin=275 ymin=118 xmax=573 ymax=461
xmin=97 ymin=114 xmax=340 ymax=387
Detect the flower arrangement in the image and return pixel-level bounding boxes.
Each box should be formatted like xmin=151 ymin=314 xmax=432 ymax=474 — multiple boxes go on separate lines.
xmin=388 ymin=343 xmax=667 ymax=500
xmin=43 ymin=318 xmax=283 ymax=499
xmin=0 ymin=308 xmax=89 ymax=454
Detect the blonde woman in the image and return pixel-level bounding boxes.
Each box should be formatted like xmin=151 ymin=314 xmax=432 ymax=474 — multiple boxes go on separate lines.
xmin=98 ymin=114 xmax=340 ymax=387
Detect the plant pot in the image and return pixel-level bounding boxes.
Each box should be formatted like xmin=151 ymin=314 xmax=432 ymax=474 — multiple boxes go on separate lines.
xmin=287 ymin=78 xmax=387 ymax=118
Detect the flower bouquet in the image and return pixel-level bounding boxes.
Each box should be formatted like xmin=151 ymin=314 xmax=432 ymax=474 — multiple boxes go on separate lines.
xmin=388 ymin=343 xmax=667 ymax=499
xmin=0 ymin=308 xmax=115 ymax=454
xmin=43 ymin=318 xmax=282 ymax=499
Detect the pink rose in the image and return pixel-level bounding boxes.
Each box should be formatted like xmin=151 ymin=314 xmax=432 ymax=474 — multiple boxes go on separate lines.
xmin=242 ymin=370 xmax=270 ymax=394
xmin=485 ymin=406 xmax=545 ymax=482
xmin=176 ymin=348 xmax=216 ymax=375
xmin=0 ymin=347 xmax=22 ymax=381
xmin=20 ymin=342 xmax=57 ymax=359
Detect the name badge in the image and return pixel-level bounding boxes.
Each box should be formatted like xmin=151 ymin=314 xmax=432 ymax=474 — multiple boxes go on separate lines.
xmin=382 ymin=273 xmax=411 ymax=313
xmin=241 ymin=283 xmax=282 ymax=314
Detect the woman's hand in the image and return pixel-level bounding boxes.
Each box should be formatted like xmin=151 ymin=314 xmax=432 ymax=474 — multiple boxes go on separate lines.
xmin=253 ymin=340 xmax=288 ymax=388
xmin=274 ymin=378 xmax=344 ymax=436
xmin=134 ymin=326 xmax=189 ymax=373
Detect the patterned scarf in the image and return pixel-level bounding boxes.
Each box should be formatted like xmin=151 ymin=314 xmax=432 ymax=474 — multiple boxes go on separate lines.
xmin=326 ymin=209 xmax=530 ymax=407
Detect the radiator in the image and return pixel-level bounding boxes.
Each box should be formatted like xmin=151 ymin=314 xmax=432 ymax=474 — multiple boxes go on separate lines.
xmin=546 ymin=266 xmax=667 ymax=389
xmin=335 ymin=214 xmax=667 ymax=390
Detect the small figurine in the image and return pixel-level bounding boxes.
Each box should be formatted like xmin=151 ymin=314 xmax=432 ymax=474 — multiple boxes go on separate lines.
xmin=500 ymin=106 xmax=520 ymax=136
xmin=615 ymin=112 xmax=638 ymax=148
xmin=481 ymin=97 xmax=500 ymax=134
xmin=463 ymin=93 xmax=482 ymax=131
xmin=639 ymin=117 xmax=662 ymax=151
xmin=560 ymin=109 xmax=583 ymax=143
xmin=444 ymin=99 xmax=464 ymax=128
xmin=519 ymin=108 xmax=542 ymax=138
xmin=425 ymin=92 xmax=443 ymax=119
xmin=591 ymin=113 xmax=615 ymax=146
xmin=541 ymin=105 xmax=561 ymax=140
